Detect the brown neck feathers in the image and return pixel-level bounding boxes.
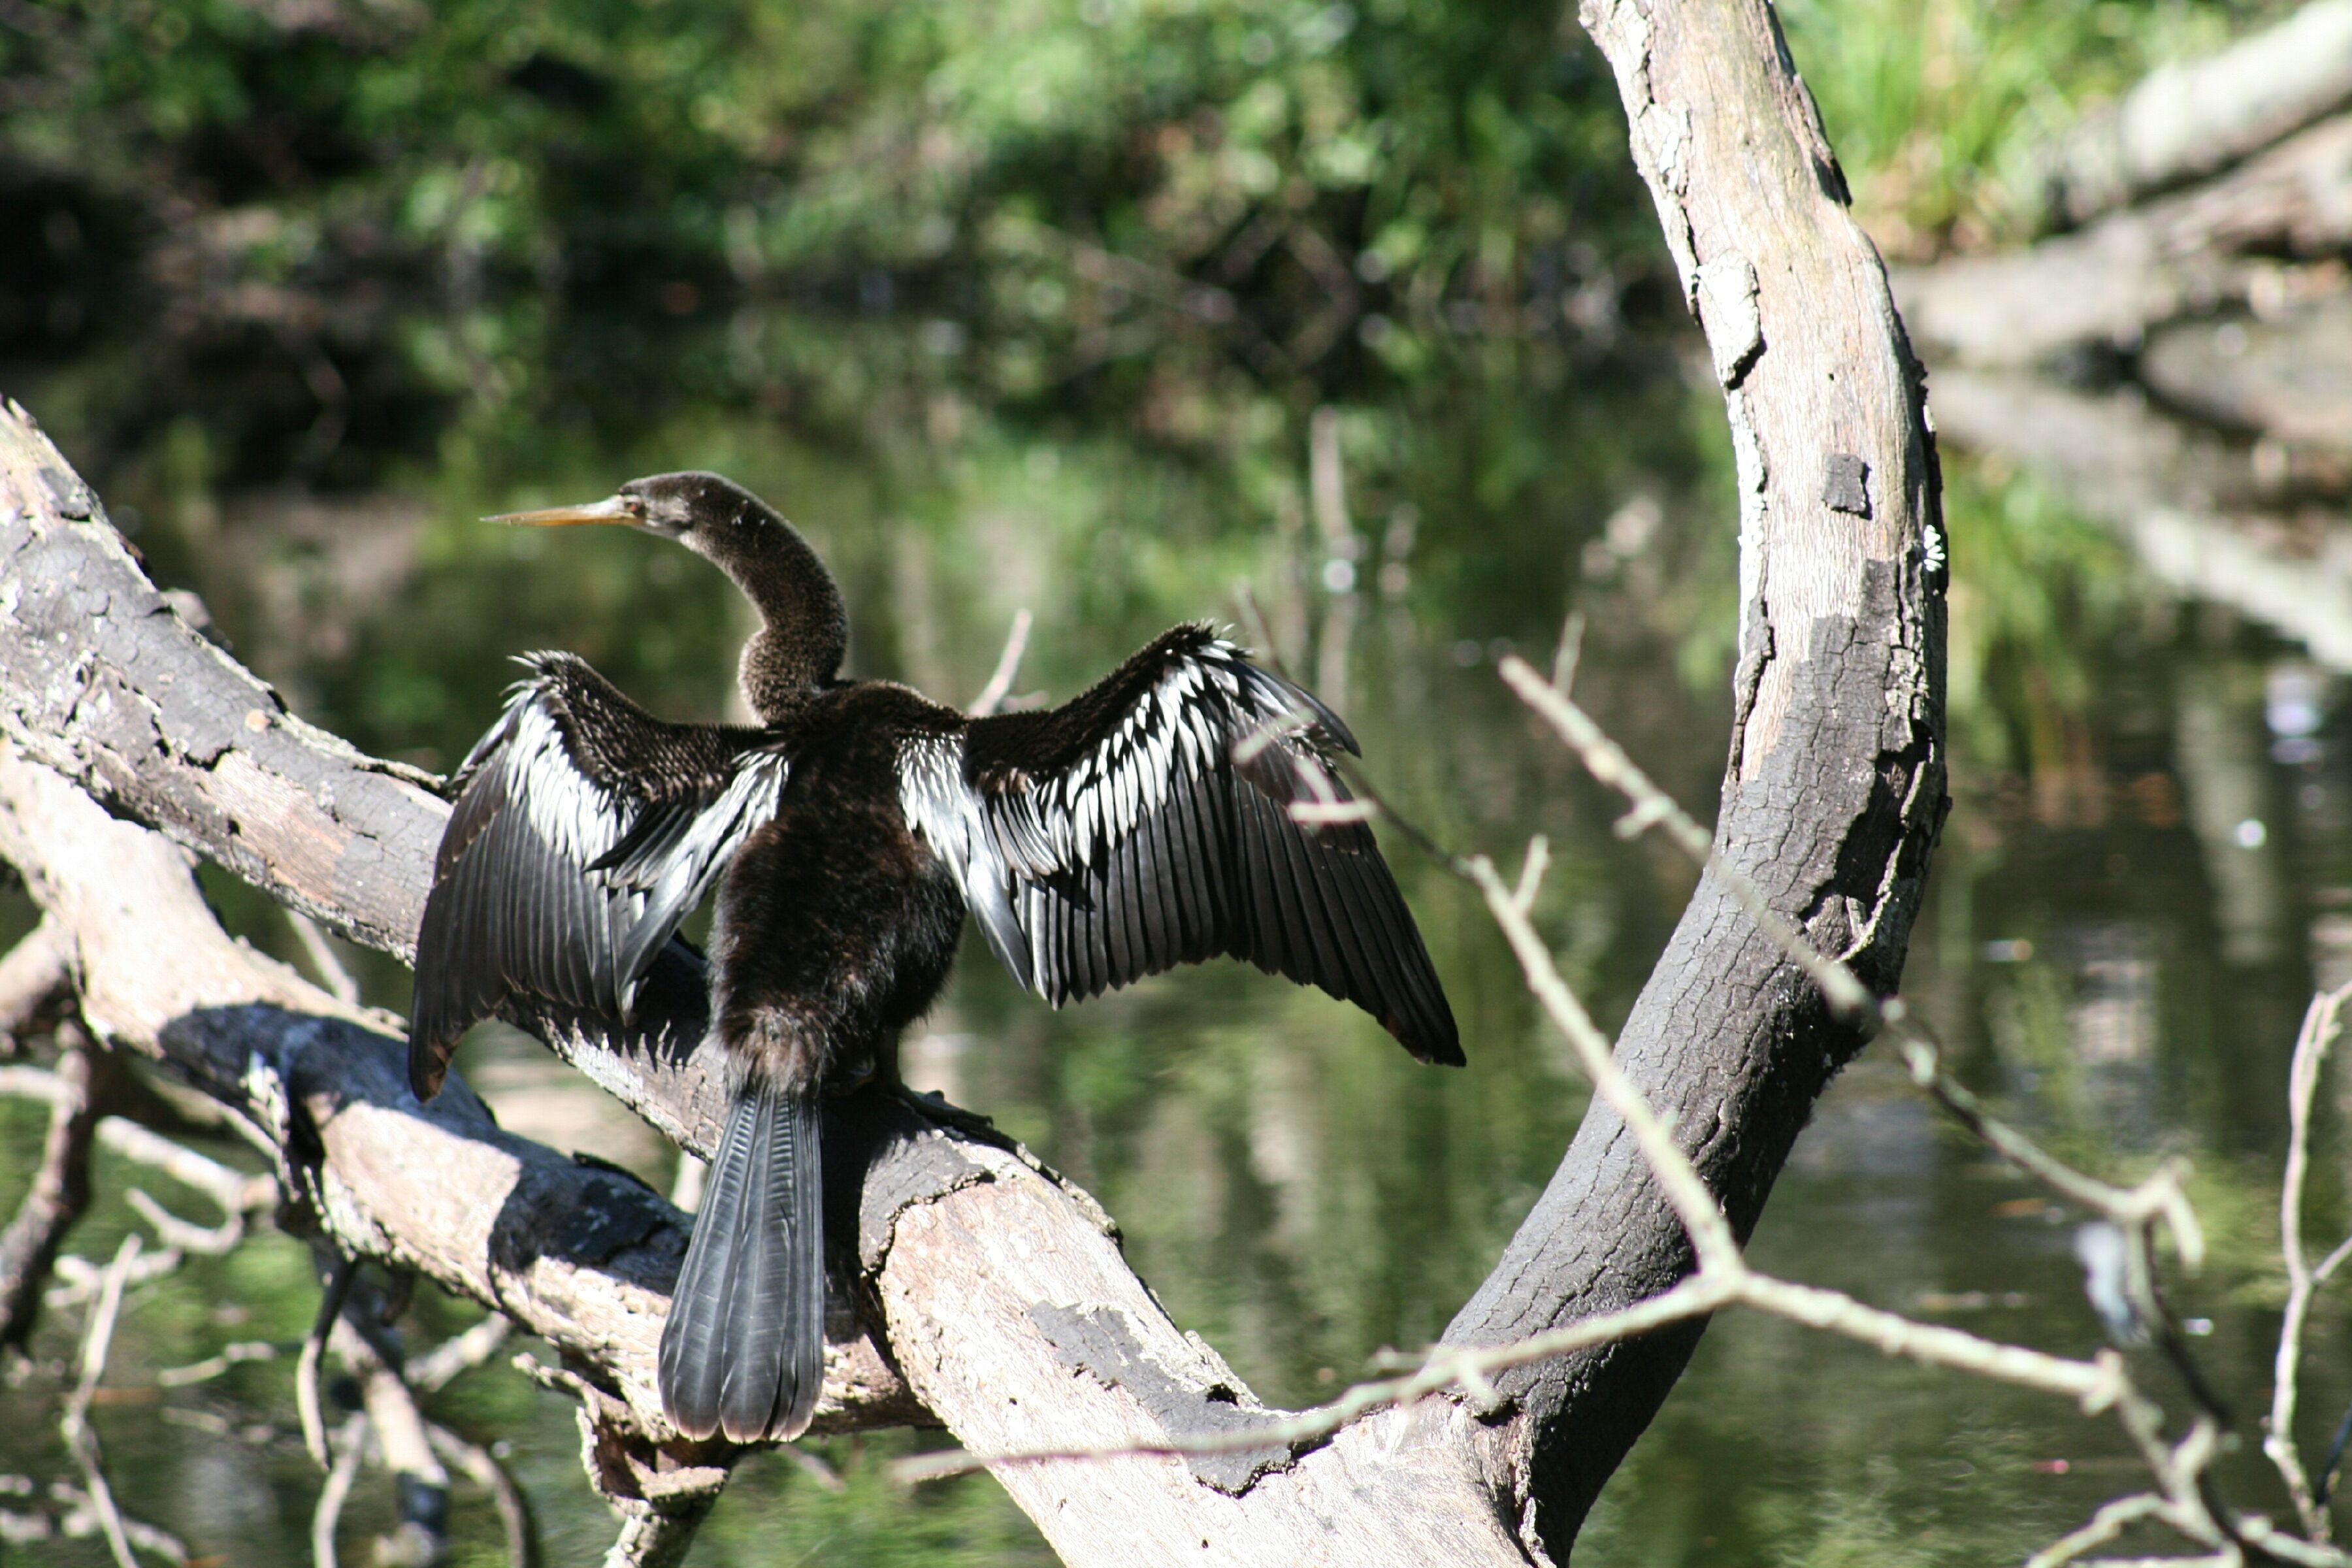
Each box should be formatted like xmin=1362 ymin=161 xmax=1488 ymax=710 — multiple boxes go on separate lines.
xmin=686 ymin=510 xmax=847 ymax=723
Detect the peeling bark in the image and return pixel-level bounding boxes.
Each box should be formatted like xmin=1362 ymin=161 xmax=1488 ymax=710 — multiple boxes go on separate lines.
xmin=1441 ymin=1 xmax=1946 ymax=1555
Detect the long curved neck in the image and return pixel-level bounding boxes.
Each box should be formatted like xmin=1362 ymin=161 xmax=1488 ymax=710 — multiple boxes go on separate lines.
xmin=687 ymin=513 xmax=847 ymax=724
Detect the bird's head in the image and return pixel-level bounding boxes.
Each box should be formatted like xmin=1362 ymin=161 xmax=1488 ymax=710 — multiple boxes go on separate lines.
xmin=487 ymin=470 xmax=776 ymax=547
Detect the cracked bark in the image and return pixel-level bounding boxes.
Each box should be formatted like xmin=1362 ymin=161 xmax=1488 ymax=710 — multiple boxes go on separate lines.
xmin=0 ymin=1 xmax=1942 ymax=1554
xmin=1439 ymin=0 xmax=1947 ymax=1556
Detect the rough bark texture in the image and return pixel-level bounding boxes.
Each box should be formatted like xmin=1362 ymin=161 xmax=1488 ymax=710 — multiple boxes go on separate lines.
xmin=1439 ymin=0 xmax=1947 ymax=1555
xmin=0 ymin=410 xmax=1538 ymax=1562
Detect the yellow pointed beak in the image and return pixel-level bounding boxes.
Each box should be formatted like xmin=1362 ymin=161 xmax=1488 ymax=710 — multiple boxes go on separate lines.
xmin=484 ymin=495 xmax=638 ymax=527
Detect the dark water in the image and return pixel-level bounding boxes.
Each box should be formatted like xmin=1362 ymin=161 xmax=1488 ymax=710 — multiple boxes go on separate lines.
xmin=3 ymin=307 xmax=2349 ymax=1566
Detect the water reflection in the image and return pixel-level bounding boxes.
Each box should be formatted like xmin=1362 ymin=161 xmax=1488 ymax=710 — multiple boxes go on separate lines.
xmin=4 ymin=302 xmax=2351 ymax=1564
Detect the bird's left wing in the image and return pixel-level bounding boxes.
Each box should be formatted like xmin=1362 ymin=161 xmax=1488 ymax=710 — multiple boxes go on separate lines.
xmin=900 ymin=625 xmax=1460 ymax=1064
xmin=408 ymin=653 xmax=789 ymax=1098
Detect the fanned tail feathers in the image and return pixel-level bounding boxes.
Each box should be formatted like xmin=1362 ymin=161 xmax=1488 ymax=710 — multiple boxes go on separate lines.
xmin=659 ymin=1081 xmax=825 ymax=1443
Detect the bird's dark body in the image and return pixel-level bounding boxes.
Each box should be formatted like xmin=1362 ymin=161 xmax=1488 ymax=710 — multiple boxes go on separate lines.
xmin=710 ymin=686 xmax=968 ymax=1096
xmin=408 ymin=470 xmax=1460 ymax=1447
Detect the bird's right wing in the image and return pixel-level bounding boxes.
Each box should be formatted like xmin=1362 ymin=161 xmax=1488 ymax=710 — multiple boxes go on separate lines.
xmin=407 ymin=653 xmax=789 ymax=1098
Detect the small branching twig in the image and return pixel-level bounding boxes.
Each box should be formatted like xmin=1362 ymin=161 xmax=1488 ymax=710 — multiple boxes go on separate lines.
xmin=428 ymin=1421 xmax=538 ymax=1568
xmin=409 ymin=1314 xmax=513 ymax=1395
xmin=2270 ymin=983 xmax=2352 ymax=1540
xmin=61 ymin=1234 xmax=141 ymax=1568
xmin=2025 ymin=1491 xmax=2171 ymax=1567
xmin=0 ymin=1043 xmax=101 ymax=1346
xmin=284 ymin=909 xmax=360 ymax=1007
xmin=1490 ymin=651 xmax=2328 ymax=1567
xmin=968 ymin=608 xmax=1034 ymax=719
xmin=299 ymin=1255 xmax=355 ymax=1470
xmin=154 ymin=1341 xmax=275 ymax=1388
xmin=311 ymin=1413 xmax=368 ymax=1568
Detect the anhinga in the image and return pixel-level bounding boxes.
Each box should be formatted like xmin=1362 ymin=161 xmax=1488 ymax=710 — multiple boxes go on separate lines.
xmin=406 ymin=471 xmax=1460 ymax=1445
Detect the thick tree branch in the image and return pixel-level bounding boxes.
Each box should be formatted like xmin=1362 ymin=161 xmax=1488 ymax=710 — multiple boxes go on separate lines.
xmin=0 ymin=3 xmax=1949 ymax=1535
xmin=0 ymin=408 xmax=1539 ymax=1562
xmin=1440 ymin=0 xmax=1947 ymax=1554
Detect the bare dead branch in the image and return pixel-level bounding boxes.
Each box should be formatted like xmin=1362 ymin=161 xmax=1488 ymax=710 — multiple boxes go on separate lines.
xmin=311 ymin=1413 xmax=368 ymax=1568
xmin=0 ymin=915 xmax=71 ymax=1051
xmin=284 ymin=909 xmax=360 ymax=1007
xmin=0 ymin=1039 xmax=103 ymax=1347
xmin=2269 ymin=983 xmax=2352 ymax=1539
xmin=60 ymin=1234 xmax=142 ymax=1568
xmin=299 ymin=1256 xmax=355 ymax=1471
xmin=428 ymin=1421 xmax=538 ymax=1568
xmin=966 ymin=608 xmax=1034 ymax=718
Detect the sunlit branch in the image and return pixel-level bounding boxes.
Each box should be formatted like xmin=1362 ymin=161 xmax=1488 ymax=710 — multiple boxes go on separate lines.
xmin=1488 ymin=650 xmax=2352 ymax=1567
xmin=284 ymin=908 xmax=360 ymax=1007
xmin=2027 ymin=1492 xmax=2172 ymax=1568
xmin=889 ymin=1273 xmax=1740 ymax=1484
xmin=2268 ymin=983 xmax=2352 ymax=1539
xmin=967 ymin=607 xmax=1034 ymax=719
xmin=60 ymin=1234 xmax=142 ymax=1568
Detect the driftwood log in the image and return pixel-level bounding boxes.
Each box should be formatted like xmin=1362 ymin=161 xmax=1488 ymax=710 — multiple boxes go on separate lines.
xmin=0 ymin=0 xmax=1946 ymax=1558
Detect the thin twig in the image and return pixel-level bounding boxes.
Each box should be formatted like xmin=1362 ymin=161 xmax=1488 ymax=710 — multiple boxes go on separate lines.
xmin=409 ymin=1313 xmax=513 ymax=1395
xmin=2270 ymin=983 xmax=2352 ymax=1539
xmin=300 ymin=1254 xmax=355 ymax=1470
xmin=1551 ymin=609 xmax=1586 ymax=697
xmin=123 ymin=1188 xmax=241 ymax=1256
xmin=890 ymin=1273 xmax=1739 ymax=1484
xmin=0 ymin=1044 xmax=100 ymax=1346
xmin=310 ymin=1413 xmax=368 ymax=1568
xmin=154 ymin=1340 xmax=275 ymax=1388
xmin=61 ymin=1234 xmax=141 ymax=1568
xmin=429 ymin=1422 xmax=538 ymax=1568
xmin=968 ymin=608 xmax=1034 ymax=719
xmin=284 ymin=909 xmax=359 ymax=1007
xmin=95 ymin=1117 xmax=275 ymax=1219
xmin=1495 ymin=654 xmax=1874 ymax=1018
xmin=2027 ymin=1492 xmax=2172 ymax=1568
xmin=0 ymin=1064 xmax=65 ymax=1101
xmin=1488 ymin=654 xmax=2310 ymax=1565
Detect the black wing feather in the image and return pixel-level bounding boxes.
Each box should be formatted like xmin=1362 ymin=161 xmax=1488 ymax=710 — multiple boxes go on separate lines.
xmin=900 ymin=625 xmax=1460 ymax=1065
xmin=408 ymin=653 xmax=788 ymax=1098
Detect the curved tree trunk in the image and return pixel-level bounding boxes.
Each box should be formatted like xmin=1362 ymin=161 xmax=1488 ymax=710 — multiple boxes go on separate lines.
xmin=0 ymin=2 xmax=1944 ymax=1560
xmin=1441 ymin=0 xmax=1947 ymax=1554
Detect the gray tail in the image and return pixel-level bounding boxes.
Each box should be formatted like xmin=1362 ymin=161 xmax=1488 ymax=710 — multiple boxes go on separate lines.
xmin=658 ymin=1080 xmax=825 ymax=1443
